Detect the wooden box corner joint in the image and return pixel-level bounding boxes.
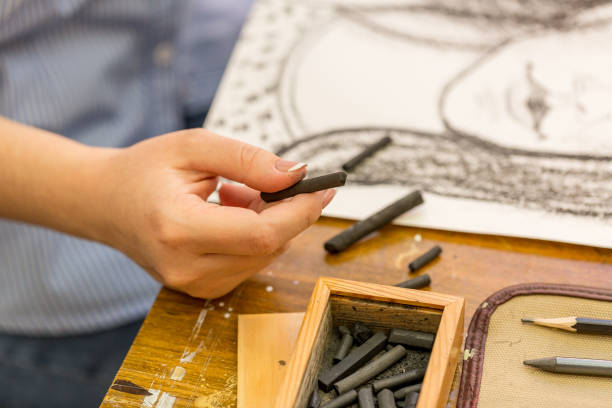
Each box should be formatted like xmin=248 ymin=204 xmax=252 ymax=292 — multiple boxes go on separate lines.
xmin=275 ymin=277 xmax=464 ymax=408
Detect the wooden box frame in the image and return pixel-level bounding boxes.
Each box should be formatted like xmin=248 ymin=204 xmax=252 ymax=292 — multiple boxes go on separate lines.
xmin=275 ymin=277 xmax=464 ymax=408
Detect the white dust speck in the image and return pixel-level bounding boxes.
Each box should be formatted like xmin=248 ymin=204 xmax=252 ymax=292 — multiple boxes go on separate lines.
xmin=142 ymin=389 xmax=160 ymax=407
xmin=414 ymin=234 xmax=422 ymax=242
xmin=266 ymin=285 xmax=274 ymax=292
xmin=293 ymin=280 xmax=299 ymax=285
xmin=157 ymin=392 xmax=176 ymax=408
xmin=170 ymin=366 xmax=186 ymax=381
xmin=219 ymin=302 xmax=225 ymax=307
xmin=266 ymin=271 xmax=273 ymax=276
xmin=228 ymin=307 xmax=233 ymax=312
xmin=224 ymin=312 xmax=231 ymax=319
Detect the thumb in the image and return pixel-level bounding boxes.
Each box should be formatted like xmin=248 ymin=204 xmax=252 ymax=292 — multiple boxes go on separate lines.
xmin=180 ymin=129 xmax=306 ymax=192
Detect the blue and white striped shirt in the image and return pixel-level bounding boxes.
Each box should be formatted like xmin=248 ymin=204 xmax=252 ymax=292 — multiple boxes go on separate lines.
xmin=0 ymin=0 xmax=251 ymax=335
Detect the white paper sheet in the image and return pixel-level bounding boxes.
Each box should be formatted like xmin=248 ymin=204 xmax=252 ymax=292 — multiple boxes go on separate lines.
xmin=205 ymin=0 xmax=612 ymax=248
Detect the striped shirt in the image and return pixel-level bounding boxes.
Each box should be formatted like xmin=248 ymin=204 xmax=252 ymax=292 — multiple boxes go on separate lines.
xmin=0 ymin=0 xmax=251 ymax=335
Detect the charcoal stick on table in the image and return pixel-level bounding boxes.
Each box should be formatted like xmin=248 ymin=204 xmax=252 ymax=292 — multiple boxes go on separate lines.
xmin=318 ymin=332 xmax=387 ymax=392
xmin=324 ymin=190 xmax=424 ymax=254
xmin=342 ymin=135 xmax=392 ymax=172
xmin=388 ymin=328 xmax=435 ymax=350
xmin=394 ymin=383 xmax=422 ymax=399
xmin=334 ymin=345 xmax=407 ymax=395
xmin=260 ymin=171 xmax=347 ymax=202
xmin=409 ymin=245 xmax=442 ymax=272
xmin=320 ymin=390 xmax=358 ymax=408
xmin=395 ymin=274 xmax=431 ymax=289
xmin=377 ymin=389 xmax=397 ymax=408
xmin=404 ymin=391 xmax=420 ymax=408
xmin=357 ymin=386 xmax=376 ymax=408
xmin=372 ymin=368 xmax=427 ymax=392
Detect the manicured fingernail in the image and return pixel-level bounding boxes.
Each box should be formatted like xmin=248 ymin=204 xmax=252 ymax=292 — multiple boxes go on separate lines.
xmin=275 ymin=159 xmax=307 ymax=172
xmin=322 ymin=189 xmax=336 ymax=207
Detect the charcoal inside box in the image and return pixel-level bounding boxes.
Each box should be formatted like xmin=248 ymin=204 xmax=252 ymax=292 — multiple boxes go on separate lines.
xmin=309 ymin=296 xmax=441 ymax=408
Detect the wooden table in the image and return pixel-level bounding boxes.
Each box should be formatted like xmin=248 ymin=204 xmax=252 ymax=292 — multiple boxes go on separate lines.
xmin=101 ymin=217 xmax=611 ymax=407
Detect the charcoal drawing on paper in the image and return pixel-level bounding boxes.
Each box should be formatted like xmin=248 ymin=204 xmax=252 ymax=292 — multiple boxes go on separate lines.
xmin=206 ymin=0 xmax=612 ymax=247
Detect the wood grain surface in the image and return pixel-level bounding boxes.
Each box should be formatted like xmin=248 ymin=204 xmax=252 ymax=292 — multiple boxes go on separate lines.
xmin=101 ymin=217 xmax=611 ymax=408
xmin=237 ymin=313 xmax=304 ymax=408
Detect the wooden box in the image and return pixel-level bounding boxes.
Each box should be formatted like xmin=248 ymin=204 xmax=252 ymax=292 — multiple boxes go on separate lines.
xmin=275 ymin=277 xmax=464 ymax=408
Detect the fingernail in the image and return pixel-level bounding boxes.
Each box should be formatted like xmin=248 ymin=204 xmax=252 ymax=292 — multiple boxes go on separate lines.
xmin=321 ymin=189 xmax=336 ymax=207
xmin=275 ymin=159 xmax=307 ymax=172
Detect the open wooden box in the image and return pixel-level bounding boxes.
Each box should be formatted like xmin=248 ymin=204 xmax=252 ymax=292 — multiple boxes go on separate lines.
xmin=274 ymin=277 xmax=464 ymax=408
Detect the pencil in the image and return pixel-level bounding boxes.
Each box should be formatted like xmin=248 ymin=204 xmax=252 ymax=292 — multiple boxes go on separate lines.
xmin=521 ymin=316 xmax=612 ymax=335
xmin=524 ymin=357 xmax=612 ymax=377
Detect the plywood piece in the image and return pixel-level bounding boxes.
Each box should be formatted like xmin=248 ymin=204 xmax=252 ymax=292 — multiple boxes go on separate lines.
xmin=237 ymin=312 xmax=304 ymax=408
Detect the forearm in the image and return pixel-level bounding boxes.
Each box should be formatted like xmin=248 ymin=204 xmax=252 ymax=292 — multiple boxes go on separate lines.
xmin=0 ymin=116 xmax=115 ymax=243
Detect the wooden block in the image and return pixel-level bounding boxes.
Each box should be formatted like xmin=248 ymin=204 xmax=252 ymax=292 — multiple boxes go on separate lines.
xmin=275 ymin=278 xmax=464 ymax=408
xmin=238 ymin=312 xmax=304 ymax=408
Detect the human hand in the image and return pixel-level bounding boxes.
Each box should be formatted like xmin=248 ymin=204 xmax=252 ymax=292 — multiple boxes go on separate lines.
xmin=96 ymin=129 xmax=335 ymax=299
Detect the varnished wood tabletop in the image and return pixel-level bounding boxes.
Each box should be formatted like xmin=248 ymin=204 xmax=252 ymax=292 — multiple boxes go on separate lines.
xmin=101 ymin=217 xmax=611 ymax=407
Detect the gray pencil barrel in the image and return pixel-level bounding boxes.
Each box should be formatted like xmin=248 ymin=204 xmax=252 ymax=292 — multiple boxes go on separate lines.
xmin=342 ymin=135 xmax=392 ymax=172
xmin=372 ymin=368 xmax=427 ymax=392
xmin=393 ymin=383 xmax=422 ymax=399
xmin=395 ymin=274 xmax=431 ymax=289
xmin=377 ymin=389 xmax=397 ymax=408
xmin=334 ymin=345 xmax=407 ymax=395
xmin=320 ymin=390 xmax=358 ymax=408
xmin=260 ymin=171 xmax=347 ymax=202
xmin=389 ymin=328 xmax=435 ymax=350
xmin=357 ymin=386 xmax=376 ymax=408
xmin=318 ymin=332 xmax=387 ymax=392
xmin=555 ymin=357 xmax=612 ymax=376
xmin=409 ymin=245 xmax=442 ymax=272
xmin=334 ymin=333 xmax=354 ymax=363
xmin=404 ymin=391 xmax=419 ymax=408
xmin=324 ymin=190 xmax=424 ymax=254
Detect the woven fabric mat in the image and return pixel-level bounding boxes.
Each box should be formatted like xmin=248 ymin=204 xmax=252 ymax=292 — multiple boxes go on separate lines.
xmin=457 ymin=283 xmax=612 ymax=408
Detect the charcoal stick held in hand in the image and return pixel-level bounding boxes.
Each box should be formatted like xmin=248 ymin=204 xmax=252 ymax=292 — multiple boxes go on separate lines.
xmin=395 ymin=274 xmax=431 ymax=289
xmin=342 ymin=135 xmax=392 ymax=172
xmin=320 ymin=389 xmax=358 ymax=408
xmin=324 ymin=190 xmax=424 ymax=254
xmin=318 ymin=332 xmax=387 ymax=392
xmin=334 ymin=345 xmax=407 ymax=395
xmin=377 ymin=389 xmax=397 ymax=408
xmin=388 ymin=328 xmax=435 ymax=350
xmin=260 ymin=171 xmax=347 ymax=202
xmin=372 ymin=368 xmax=426 ymax=392
xmin=357 ymin=386 xmax=376 ymax=408
xmin=409 ymin=245 xmax=442 ymax=272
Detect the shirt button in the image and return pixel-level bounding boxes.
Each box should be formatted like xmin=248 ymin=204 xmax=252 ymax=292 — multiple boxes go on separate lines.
xmin=153 ymin=41 xmax=174 ymax=67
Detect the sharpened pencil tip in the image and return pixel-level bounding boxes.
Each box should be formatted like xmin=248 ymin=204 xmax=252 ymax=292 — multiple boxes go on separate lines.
xmin=521 ymin=318 xmax=534 ymax=323
xmin=523 ymin=359 xmax=537 ymax=366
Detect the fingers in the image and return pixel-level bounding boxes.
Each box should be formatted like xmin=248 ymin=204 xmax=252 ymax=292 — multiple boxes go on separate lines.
xmin=163 ymin=248 xmax=288 ymax=299
xmin=177 ymin=189 xmax=335 ymax=256
xmin=178 ymin=129 xmax=306 ymax=193
xmin=218 ymin=183 xmax=260 ymax=209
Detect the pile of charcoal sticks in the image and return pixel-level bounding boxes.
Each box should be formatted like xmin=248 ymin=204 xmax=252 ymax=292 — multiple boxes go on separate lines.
xmin=309 ymin=323 xmax=434 ymax=408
